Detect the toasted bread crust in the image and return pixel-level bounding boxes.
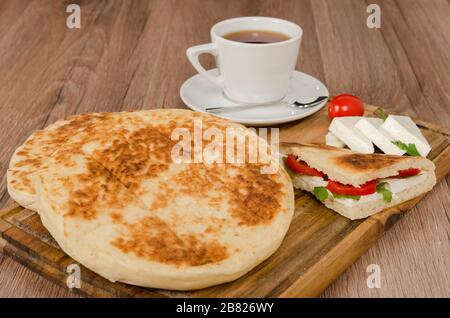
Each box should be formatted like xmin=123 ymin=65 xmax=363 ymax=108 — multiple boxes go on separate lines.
xmin=333 ymin=153 xmax=404 ymax=171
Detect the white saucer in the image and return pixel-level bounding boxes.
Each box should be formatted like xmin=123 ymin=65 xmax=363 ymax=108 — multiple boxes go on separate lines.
xmin=180 ymin=69 xmax=329 ymax=126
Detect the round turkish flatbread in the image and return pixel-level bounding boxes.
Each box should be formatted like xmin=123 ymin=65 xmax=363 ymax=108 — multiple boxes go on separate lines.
xmin=9 ymin=109 xmax=294 ymax=290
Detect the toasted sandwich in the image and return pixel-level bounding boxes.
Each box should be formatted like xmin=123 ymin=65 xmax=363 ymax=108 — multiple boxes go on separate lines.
xmin=280 ymin=142 xmax=436 ymax=220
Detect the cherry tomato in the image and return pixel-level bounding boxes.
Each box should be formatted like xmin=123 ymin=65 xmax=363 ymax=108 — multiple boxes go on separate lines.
xmin=327 ymin=180 xmax=376 ymax=196
xmin=285 ymin=155 xmax=325 ymax=177
xmin=397 ymin=168 xmax=421 ymax=177
xmin=328 ymin=94 xmax=364 ymax=119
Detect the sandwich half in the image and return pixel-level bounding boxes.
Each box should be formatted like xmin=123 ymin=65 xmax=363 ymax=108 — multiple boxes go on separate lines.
xmin=280 ymin=142 xmax=436 ymax=220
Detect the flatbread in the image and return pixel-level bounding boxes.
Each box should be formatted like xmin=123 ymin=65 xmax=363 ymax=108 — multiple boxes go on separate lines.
xmin=7 ymin=110 xmax=249 ymax=209
xmin=10 ymin=109 xmax=295 ymax=290
xmin=7 ymin=111 xmax=151 ymax=210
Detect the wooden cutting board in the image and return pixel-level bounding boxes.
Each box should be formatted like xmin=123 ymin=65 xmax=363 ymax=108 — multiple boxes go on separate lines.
xmin=0 ymin=105 xmax=449 ymax=298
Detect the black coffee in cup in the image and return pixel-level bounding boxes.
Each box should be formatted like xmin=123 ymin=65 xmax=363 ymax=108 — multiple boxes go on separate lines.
xmin=223 ymin=30 xmax=291 ymax=44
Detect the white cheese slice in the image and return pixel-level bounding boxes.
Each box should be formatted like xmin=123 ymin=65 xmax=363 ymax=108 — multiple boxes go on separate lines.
xmin=301 ymin=176 xmax=328 ymax=188
xmin=325 ymin=132 xmax=346 ymax=148
xmin=379 ymin=173 xmax=428 ymax=194
xmin=332 ymin=192 xmax=400 ymax=206
xmin=355 ymin=117 xmax=406 ymax=155
xmin=296 ymin=172 xmax=428 ymax=207
xmin=333 ymin=192 xmax=381 ymax=206
xmin=329 ymin=117 xmax=374 ymax=153
xmin=292 ymin=175 xmax=327 ymax=192
xmin=380 ymin=115 xmax=431 ymax=157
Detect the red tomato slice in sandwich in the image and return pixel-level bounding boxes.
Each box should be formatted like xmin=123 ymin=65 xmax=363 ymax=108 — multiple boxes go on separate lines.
xmin=286 ymin=155 xmax=325 ymax=177
xmin=397 ymin=168 xmax=420 ymax=177
xmin=327 ymin=180 xmax=376 ymax=196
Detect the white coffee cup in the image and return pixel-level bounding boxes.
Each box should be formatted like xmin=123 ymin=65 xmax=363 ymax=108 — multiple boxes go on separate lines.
xmin=186 ymin=16 xmax=302 ymax=104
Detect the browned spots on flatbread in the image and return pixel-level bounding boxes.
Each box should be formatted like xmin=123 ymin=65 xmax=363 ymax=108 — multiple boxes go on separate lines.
xmin=334 ymin=153 xmax=404 ymax=171
xmin=204 ymin=219 xmax=226 ymax=234
xmin=149 ymin=182 xmax=172 ymax=210
xmin=51 ymin=149 xmax=81 ymax=168
xmin=175 ymin=164 xmax=222 ymax=195
xmin=67 ymin=189 xmax=100 ymax=220
xmin=9 ymin=112 xmax=149 ymax=196
xmin=137 ymin=119 xmax=285 ymax=226
xmin=111 ymin=216 xmax=228 ymax=266
xmin=15 ymin=157 xmax=43 ymax=168
xmin=91 ymin=125 xmax=175 ymax=191
xmin=56 ymin=112 xmax=115 ymax=135
xmin=65 ymin=159 xmax=135 ymax=220
xmin=205 ymin=226 xmax=215 ymax=233
xmin=119 ymin=118 xmax=285 ymax=227
xmin=143 ymin=164 xmax=225 ymax=212
xmin=17 ymin=150 xmax=31 ymax=156
xmin=163 ymin=162 xmax=284 ymax=226
xmin=9 ymin=170 xmax=35 ymax=193
xmin=14 ymin=112 xmax=120 ymax=158
xmin=109 ymin=212 xmax=124 ymax=224
xmin=227 ymin=164 xmax=284 ymax=226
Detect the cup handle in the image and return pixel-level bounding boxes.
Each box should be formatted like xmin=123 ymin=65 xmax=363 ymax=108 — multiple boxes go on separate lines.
xmin=186 ymin=43 xmax=224 ymax=88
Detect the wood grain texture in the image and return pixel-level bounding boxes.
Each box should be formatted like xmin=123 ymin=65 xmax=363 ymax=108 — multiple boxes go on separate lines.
xmin=0 ymin=0 xmax=449 ymax=297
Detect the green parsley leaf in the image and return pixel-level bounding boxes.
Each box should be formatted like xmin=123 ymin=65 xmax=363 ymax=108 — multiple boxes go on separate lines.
xmin=405 ymin=143 xmax=420 ymax=156
xmin=392 ymin=140 xmax=421 ymax=156
xmin=374 ymin=107 xmax=389 ymax=121
xmin=392 ymin=140 xmax=408 ymax=152
xmin=313 ymin=187 xmax=329 ymax=202
xmin=376 ymin=182 xmax=393 ymax=203
xmin=332 ymin=193 xmax=361 ymax=200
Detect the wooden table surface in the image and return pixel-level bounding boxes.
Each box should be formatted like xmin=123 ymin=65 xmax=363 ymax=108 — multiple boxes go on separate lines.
xmin=0 ymin=0 xmax=449 ymax=298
